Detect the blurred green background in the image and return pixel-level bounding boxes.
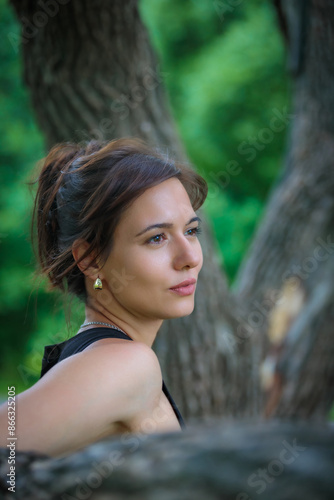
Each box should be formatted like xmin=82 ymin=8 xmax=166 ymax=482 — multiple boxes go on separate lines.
xmin=0 ymin=0 xmax=290 ymax=395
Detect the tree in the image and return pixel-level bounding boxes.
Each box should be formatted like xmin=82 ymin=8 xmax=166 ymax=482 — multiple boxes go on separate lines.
xmin=1 ymin=421 xmax=334 ymax=499
xmin=235 ymin=0 xmax=334 ymax=418
xmin=8 ymin=0 xmax=334 ymax=420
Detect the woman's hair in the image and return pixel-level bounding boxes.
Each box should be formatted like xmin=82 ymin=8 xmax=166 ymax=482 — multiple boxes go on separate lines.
xmin=33 ymin=137 xmax=208 ymax=301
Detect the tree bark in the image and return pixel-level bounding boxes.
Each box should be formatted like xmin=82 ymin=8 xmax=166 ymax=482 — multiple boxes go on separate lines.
xmin=9 ymin=0 xmax=256 ymax=420
xmin=1 ymin=421 xmax=333 ymax=500
xmin=10 ymin=0 xmax=184 ymax=153
xmin=235 ymin=0 xmax=334 ymax=418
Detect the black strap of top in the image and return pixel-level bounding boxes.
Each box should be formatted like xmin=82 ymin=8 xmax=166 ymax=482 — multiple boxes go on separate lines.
xmin=40 ymin=329 xmax=132 ymax=377
xmin=40 ymin=327 xmax=185 ymax=428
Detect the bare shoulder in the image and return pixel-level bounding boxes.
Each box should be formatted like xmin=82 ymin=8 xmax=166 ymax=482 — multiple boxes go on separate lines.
xmin=59 ymin=339 xmax=162 ymax=388
xmin=41 ymin=339 xmax=163 ymax=411
xmin=5 ymin=340 xmax=163 ymax=457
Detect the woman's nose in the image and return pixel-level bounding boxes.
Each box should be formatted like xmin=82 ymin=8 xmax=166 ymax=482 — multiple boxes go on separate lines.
xmin=172 ymin=236 xmax=202 ymax=271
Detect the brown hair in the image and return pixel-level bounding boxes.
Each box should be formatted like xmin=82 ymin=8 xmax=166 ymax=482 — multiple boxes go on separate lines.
xmin=33 ymin=137 xmax=207 ymax=301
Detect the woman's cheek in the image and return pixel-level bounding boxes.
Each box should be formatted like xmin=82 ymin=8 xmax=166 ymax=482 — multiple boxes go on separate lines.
xmin=198 ymin=244 xmax=204 ymax=271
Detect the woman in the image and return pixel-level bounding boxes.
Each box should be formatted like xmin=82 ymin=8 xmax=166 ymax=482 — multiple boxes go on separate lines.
xmin=0 ymin=137 xmax=207 ymax=458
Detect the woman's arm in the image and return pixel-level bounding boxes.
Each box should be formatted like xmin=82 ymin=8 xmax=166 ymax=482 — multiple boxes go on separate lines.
xmin=0 ymin=340 xmax=175 ymax=458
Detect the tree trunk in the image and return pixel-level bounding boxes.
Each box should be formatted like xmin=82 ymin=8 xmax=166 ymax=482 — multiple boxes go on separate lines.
xmin=9 ymin=0 xmax=256 ymax=420
xmin=235 ymin=0 xmax=334 ymax=418
xmin=1 ymin=421 xmax=334 ymax=500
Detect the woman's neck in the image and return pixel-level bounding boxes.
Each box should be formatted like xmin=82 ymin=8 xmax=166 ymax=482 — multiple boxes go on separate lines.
xmin=82 ymin=302 xmax=163 ymax=348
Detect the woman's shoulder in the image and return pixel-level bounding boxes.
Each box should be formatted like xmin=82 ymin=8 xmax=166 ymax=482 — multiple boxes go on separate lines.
xmin=51 ymin=339 xmax=164 ymax=428
xmin=13 ymin=340 xmax=163 ymax=457
xmin=45 ymin=338 xmax=162 ymax=396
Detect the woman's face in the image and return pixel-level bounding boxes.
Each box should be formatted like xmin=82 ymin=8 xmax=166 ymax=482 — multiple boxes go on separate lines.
xmin=99 ymin=177 xmax=203 ymax=321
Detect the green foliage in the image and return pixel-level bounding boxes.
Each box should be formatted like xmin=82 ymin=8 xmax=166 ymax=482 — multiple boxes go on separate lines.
xmin=0 ymin=0 xmax=43 ymax=391
xmin=0 ymin=0 xmax=290 ymax=392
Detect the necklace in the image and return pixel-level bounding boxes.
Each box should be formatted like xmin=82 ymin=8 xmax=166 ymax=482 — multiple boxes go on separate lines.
xmin=80 ymin=321 xmax=128 ymax=336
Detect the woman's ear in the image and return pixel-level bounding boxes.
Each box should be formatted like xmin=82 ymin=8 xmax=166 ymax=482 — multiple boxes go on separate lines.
xmin=72 ymin=240 xmax=99 ymax=278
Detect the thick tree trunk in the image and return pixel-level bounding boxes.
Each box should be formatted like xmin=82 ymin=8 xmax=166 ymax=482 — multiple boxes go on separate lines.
xmin=1 ymin=421 xmax=334 ymax=500
xmin=235 ymin=0 xmax=334 ymax=418
xmin=11 ymin=0 xmax=184 ymax=153
xmin=9 ymin=0 xmax=257 ymax=419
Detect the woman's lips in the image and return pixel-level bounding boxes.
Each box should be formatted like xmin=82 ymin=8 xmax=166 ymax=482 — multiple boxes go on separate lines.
xmin=169 ymin=280 xmax=196 ymax=296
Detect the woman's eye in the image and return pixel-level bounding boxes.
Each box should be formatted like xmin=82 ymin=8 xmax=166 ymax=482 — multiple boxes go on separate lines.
xmin=186 ymin=226 xmax=202 ymax=237
xmin=147 ymin=233 xmax=166 ymax=244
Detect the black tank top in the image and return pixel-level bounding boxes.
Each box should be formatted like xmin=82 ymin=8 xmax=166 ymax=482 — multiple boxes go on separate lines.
xmin=40 ymin=327 xmax=185 ymax=428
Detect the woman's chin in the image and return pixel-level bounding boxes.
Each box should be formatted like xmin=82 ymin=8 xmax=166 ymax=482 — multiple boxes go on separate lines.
xmin=163 ymin=301 xmax=195 ymax=319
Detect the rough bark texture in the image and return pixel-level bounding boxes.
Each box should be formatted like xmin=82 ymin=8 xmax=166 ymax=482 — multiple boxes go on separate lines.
xmin=1 ymin=421 xmax=333 ymax=500
xmin=9 ymin=0 xmax=256 ymax=420
xmin=11 ymin=0 xmax=185 ymax=153
xmin=235 ymin=0 xmax=334 ymax=418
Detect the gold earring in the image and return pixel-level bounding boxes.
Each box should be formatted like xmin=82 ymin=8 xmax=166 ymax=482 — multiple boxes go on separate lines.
xmin=94 ymin=276 xmax=103 ymax=291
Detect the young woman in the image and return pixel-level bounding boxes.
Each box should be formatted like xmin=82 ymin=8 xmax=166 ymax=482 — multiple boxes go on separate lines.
xmin=0 ymin=137 xmax=207 ymax=458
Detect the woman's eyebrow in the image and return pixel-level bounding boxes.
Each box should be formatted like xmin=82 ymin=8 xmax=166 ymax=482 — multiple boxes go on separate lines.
xmin=135 ymin=216 xmax=201 ymax=238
